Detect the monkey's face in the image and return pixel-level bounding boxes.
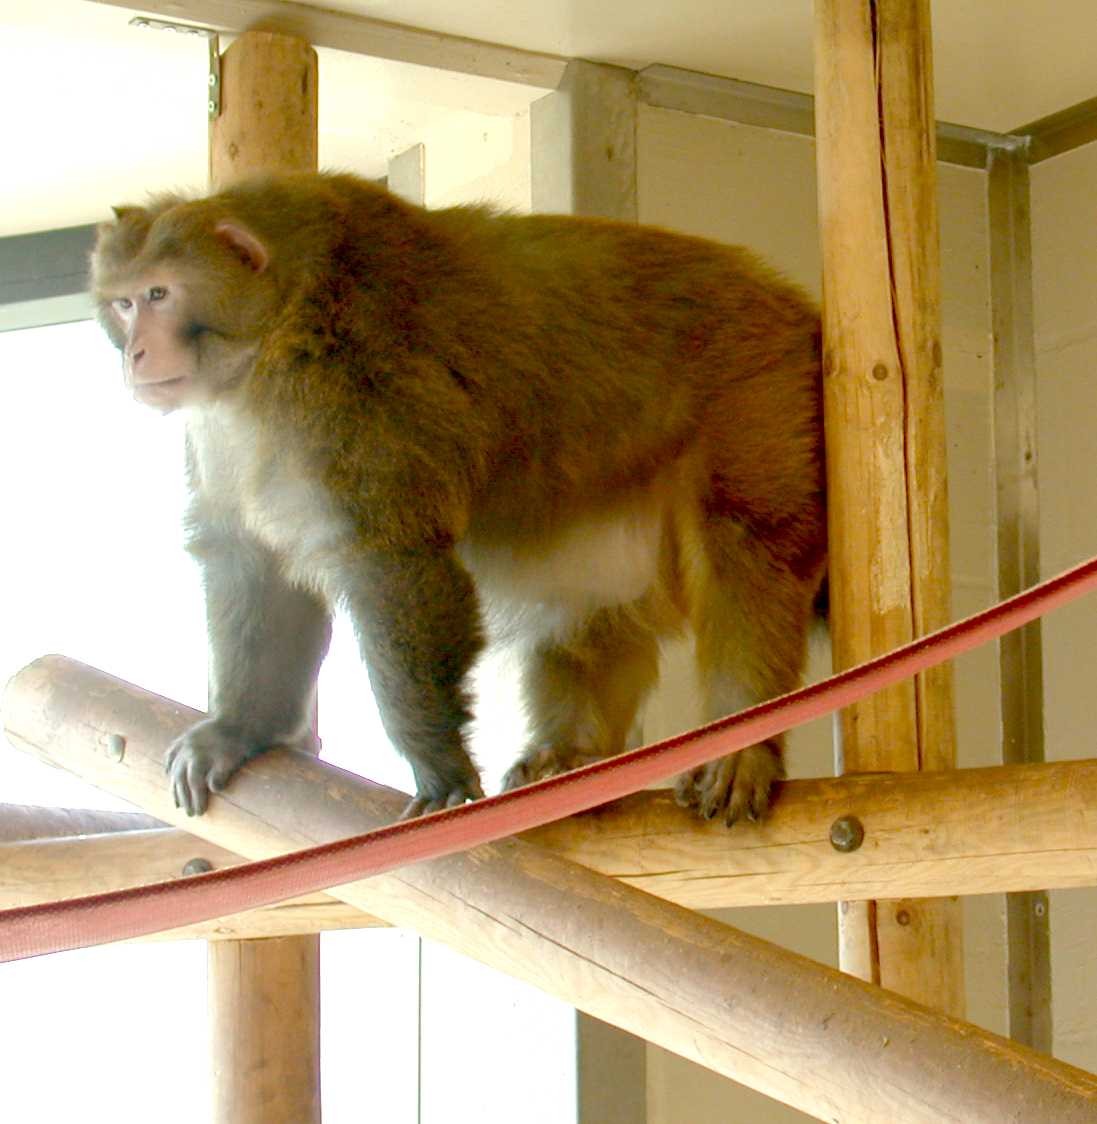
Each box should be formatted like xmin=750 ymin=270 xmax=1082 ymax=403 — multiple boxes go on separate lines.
xmin=100 ymin=272 xmax=202 ymax=413
xmin=93 ymin=206 xmax=273 ymax=415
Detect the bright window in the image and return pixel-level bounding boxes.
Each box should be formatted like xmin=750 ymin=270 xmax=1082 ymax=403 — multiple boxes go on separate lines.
xmin=0 ymin=317 xmax=574 ymax=1124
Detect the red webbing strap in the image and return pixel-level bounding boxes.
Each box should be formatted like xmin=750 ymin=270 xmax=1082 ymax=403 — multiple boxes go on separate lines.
xmin=3 ymin=554 xmax=1097 ymax=962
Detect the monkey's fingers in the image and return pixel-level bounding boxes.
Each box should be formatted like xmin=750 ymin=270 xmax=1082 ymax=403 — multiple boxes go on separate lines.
xmin=400 ymin=779 xmax=484 ymax=820
xmin=501 ymin=745 xmax=605 ymax=792
xmin=166 ymin=753 xmax=211 ymax=817
xmin=674 ymin=757 xmax=736 ymax=821
xmin=674 ymin=743 xmax=783 ymax=827
xmin=725 ymin=743 xmax=783 ymax=826
xmin=165 ymin=722 xmax=257 ymax=817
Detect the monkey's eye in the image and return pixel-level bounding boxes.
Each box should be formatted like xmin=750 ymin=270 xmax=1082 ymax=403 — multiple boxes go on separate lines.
xmin=113 ymin=297 xmax=133 ymax=311
xmin=147 ymin=285 xmax=168 ymax=302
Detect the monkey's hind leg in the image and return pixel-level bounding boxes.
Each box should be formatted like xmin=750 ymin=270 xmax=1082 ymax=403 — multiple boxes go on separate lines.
xmin=502 ymin=606 xmax=661 ymax=791
xmin=675 ymin=526 xmax=818 ymax=826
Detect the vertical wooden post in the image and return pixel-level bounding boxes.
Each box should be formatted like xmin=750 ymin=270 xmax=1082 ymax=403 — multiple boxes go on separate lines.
xmin=209 ymin=937 xmax=321 ymax=1119
xmin=814 ymin=0 xmax=964 ymax=1015
xmin=209 ymin=31 xmax=318 ymax=186
xmin=206 ymin=28 xmax=322 ymax=1124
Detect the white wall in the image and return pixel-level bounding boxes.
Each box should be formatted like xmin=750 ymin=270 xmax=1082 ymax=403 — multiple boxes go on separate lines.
xmin=1031 ymin=139 xmax=1097 ymax=1071
xmin=636 ymin=104 xmax=1005 ymax=1122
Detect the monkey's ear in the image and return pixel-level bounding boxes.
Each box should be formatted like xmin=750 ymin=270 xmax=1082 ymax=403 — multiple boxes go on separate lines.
xmin=214 ymin=221 xmax=270 ymax=273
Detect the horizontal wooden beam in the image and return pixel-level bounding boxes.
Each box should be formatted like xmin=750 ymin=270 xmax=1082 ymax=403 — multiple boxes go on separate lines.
xmin=4 ymin=749 xmax=1096 ymax=941
xmin=0 ymin=822 xmax=384 ymax=940
xmin=0 ymin=802 xmax=162 ymax=842
xmin=6 ymin=654 xmax=1097 ymax=1121
xmin=533 ymin=758 xmax=1097 ymax=905
xmin=88 ymin=0 xmax=565 ymax=89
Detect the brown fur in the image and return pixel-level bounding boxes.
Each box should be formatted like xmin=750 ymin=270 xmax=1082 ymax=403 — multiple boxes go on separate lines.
xmin=92 ymin=171 xmax=826 ymax=822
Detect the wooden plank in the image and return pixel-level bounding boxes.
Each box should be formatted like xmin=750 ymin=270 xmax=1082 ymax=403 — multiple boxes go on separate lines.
xmin=6 ymin=655 xmax=1097 ymax=1122
xmin=88 ymin=0 xmax=565 ymax=89
xmin=814 ymin=0 xmax=964 ymax=1015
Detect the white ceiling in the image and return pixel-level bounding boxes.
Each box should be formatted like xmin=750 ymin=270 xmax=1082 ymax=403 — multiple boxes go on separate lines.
xmin=4 ymin=0 xmax=1097 ymax=237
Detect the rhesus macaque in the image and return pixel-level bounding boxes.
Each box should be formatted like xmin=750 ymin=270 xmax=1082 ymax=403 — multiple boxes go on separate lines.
xmin=91 ymin=172 xmax=826 ymax=823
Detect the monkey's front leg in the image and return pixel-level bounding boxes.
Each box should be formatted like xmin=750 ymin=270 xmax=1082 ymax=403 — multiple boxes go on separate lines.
xmin=339 ymin=547 xmax=486 ymax=818
xmin=167 ymin=528 xmax=332 ymax=815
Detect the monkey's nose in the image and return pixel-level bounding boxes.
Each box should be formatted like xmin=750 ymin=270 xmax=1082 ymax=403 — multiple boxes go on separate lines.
xmin=130 ymin=347 xmax=146 ymax=367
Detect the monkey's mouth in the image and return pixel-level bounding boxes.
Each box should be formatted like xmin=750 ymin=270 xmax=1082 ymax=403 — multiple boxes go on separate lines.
xmin=133 ymin=378 xmax=189 ymax=409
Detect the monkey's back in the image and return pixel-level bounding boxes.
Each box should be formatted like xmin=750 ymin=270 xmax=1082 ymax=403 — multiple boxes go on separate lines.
xmin=234 ymin=174 xmax=823 ymax=551
xmin=422 ymin=201 xmax=824 ymax=543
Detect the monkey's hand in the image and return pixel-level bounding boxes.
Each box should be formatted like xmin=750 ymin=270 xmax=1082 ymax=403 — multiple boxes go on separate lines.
xmin=674 ymin=742 xmax=784 ymax=826
xmin=166 ymin=719 xmax=313 ymax=816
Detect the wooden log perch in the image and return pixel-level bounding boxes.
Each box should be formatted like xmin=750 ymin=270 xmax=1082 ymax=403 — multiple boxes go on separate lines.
xmin=4 ymin=656 xmax=1097 ymax=1122
xmin=0 ymin=803 xmax=163 ymax=842
xmin=5 ymin=751 xmax=1097 ymax=941
xmin=0 ymin=816 xmax=386 ymax=940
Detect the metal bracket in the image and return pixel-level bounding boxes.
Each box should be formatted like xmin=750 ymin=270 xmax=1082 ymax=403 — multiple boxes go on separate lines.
xmin=128 ymin=16 xmax=221 ymax=119
xmin=208 ymin=36 xmax=222 ymax=119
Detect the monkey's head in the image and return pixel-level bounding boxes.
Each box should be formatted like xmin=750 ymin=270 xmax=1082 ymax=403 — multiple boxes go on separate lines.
xmin=91 ymin=197 xmax=279 ymax=413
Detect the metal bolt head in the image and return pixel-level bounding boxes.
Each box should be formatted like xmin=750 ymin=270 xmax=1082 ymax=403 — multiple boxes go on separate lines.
xmin=105 ymin=734 xmax=126 ymax=762
xmin=182 ymin=858 xmax=214 ymax=877
xmin=829 ymin=814 xmax=865 ymax=853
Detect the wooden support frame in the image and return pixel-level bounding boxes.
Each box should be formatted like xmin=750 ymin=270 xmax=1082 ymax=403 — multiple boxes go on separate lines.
xmin=8 ymin=8 xmax=1097 ymax=1113
xmin=6 ymin=754 xmax=1097 ymax=937
xmin=6 ymin=656 xmax=1097 ymax=1122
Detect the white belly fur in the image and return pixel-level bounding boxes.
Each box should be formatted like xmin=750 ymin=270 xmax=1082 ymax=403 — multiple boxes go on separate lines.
xmin=188 ymin=406 xmax=352 ymax=599
xmin=459 ymin=501 xmax=664 ymax=645
xmin=191 ymin=405 xmax=670 ymax=636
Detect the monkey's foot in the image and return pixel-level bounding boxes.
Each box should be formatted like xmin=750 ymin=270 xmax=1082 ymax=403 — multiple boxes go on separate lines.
xmin=402 ymin=754 xmax=485 ymax=819
xmin=501 ymin=745 xmax=606 ymax=791
xmin=400 ymin=777 xmax=486 ymax=820
xmin=674 ymin=741 xmax=784 ymax=826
